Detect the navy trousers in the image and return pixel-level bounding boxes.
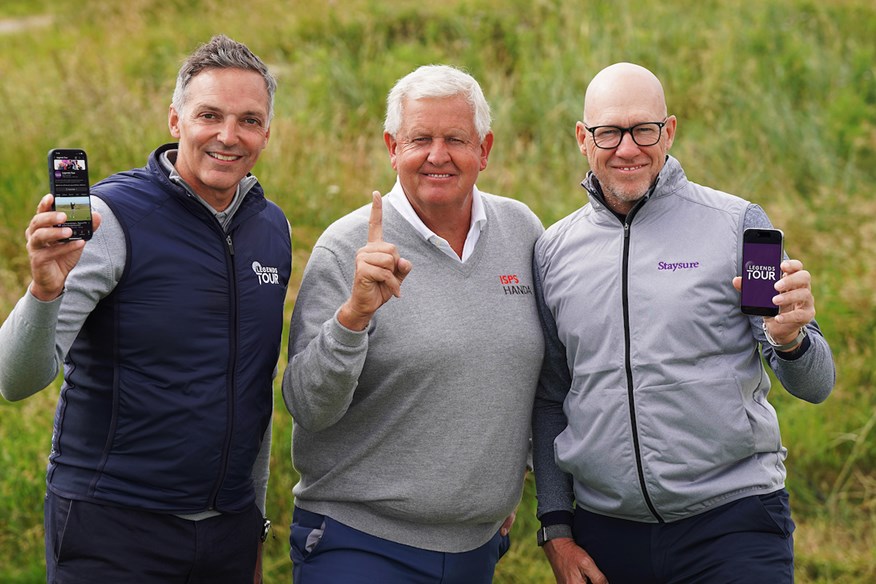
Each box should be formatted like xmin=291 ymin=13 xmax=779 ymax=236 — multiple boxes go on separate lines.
xmin=572 ymin=489 xmax=796 ymax=584
xmin=290 ymin=507 xmax=510 ymax=583
xmin=45 ymin=490 xmax=263 ymax=583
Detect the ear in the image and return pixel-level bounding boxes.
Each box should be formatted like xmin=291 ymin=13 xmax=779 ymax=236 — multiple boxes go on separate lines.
xmin=384 ymin=132 xmax=399 ymax=171
xmin=662 ymin=115 xmax=677 ymax=151
xmin=575 ymin=121 xmax=588 ymax=155
xmin=168 ymin=105 xmax=181 ymax=139
xmin=479 ymin=131 xmax=494 ymax=171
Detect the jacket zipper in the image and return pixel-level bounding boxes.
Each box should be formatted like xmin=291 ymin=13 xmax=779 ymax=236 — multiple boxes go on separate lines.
xmin=206 ymin=230 xmax=239 ymax=509
xmin=621 ymin=204 xmax=664 ymax=523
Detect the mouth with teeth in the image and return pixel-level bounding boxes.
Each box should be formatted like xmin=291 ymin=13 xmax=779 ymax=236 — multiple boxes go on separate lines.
xmin=424 ymin=173 xmax=452 ymax=178
xmin=208 ymin=152 xmax=242 ymax=162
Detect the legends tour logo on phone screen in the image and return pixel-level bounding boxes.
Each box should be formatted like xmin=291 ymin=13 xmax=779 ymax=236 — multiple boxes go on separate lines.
xmin=744 ymin=261 xmax=777 ymax=281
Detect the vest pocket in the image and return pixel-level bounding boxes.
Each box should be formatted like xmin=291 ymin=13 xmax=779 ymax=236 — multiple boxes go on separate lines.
xmin=634 ymin=377 xmax=756 ymax=486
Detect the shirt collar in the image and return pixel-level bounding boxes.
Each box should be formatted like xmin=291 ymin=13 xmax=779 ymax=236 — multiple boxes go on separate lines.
xmin=385 ymin=178 xmax=487 ymax=262
xmin=161 ymin=149 xmax=257 ymax=232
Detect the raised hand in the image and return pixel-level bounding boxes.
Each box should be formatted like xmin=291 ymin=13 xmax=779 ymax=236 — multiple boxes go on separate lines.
xmin=338 ymin=191 xmax=412 ymax=331
xmin=25 ymin=194 xmax=101 ymax=301
xmin=732 ymin=258 xmax=815 ymax=350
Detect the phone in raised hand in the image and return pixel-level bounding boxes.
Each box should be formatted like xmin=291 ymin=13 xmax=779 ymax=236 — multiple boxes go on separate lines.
xmin=48 ymin=148 xmax=93 ymax=241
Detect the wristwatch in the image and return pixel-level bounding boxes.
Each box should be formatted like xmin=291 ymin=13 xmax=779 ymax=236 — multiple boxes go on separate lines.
xmin=536 ymin=524 xmax=573 ymax=546
xmin=762 ymin=321 xmax=808 ymax=352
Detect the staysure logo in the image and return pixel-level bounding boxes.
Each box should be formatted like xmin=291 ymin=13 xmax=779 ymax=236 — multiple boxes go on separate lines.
xmin=499 ymin=274 xmax=533 ymax=295
xmin=657 ymin=260 xmax=701 ymax=272
xmin=744 ymin=261 xmax=777 ymax=281
xmin=252 ymin=261 xmax=280 ymax=285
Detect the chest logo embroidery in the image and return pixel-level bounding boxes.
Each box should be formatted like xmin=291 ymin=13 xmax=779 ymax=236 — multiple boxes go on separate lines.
xmin=656 ymin=261 xmax=701 ymax=272
xmin=252 ymin=261 xmax=281 ymax=286
xmin=499 ymin=274 xmax=533 ymax=295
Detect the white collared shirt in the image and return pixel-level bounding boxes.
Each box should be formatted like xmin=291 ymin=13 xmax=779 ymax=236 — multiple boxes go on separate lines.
xmin=385 ymin=178 xmax=487 ymax=263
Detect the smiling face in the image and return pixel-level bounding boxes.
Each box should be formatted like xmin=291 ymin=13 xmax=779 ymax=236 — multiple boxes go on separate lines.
xmin=168 ymin=67 xmax=271 ymax=210
xmin=577 ymin=63 xmax=676 ymax=215
xmin=384 ymin=95 xmax=493 ymax=226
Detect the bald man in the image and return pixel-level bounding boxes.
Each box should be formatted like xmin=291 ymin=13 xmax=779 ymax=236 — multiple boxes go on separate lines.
xmin=530 ymin=63 xmax=835 ymax=583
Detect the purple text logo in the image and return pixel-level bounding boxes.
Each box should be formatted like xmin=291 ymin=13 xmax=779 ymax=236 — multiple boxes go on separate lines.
xmin=657 ymin=261 xmax=700 ymax=272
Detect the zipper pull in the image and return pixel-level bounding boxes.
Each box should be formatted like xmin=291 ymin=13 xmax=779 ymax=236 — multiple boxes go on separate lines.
xmin=226 ymin=235 xmax=235 ymax=256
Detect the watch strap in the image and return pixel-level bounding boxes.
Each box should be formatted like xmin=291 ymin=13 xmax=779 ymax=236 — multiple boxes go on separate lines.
xmin=762 ymin=321 xmax=807 ymax=351
xmin=537 ymin=523 xmax=573 ymax=546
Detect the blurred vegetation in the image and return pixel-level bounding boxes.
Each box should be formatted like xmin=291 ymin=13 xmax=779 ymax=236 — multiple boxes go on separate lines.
xmin=1 ymin=0 xmax=874 ymax=582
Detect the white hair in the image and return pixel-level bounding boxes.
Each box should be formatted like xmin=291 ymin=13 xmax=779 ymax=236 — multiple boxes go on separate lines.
xmin=384 ymin=65 xmax=491 ymax=141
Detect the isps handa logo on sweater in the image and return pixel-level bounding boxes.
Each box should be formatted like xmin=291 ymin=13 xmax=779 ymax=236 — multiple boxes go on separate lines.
xmin=499 ymin=274 xmax=533 ymax=296
xmin=252 ymin=261 xmax=281 ymax=286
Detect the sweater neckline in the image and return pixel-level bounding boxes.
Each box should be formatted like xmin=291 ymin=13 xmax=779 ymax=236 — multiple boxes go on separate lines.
xmin=383 ymin=200 xmax=489 ymax=276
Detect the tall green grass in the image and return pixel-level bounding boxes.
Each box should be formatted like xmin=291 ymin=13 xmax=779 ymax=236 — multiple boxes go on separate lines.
xmin=1 ymin=0 xmax=874 ymax=582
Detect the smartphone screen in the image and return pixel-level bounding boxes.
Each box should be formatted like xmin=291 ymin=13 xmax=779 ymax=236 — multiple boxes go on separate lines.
xmin=48 ymin=148 xmax=93 ymax=241
xmin=740 ymin=228 xmax=783 ymax=316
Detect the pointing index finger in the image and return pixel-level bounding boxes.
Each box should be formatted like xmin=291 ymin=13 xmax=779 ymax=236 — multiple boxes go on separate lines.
xmin=368 ymin=190 xmax=383 ymax=243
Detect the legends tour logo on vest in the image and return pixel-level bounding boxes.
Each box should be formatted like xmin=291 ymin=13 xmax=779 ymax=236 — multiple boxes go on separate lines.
xmin=252 ymin=261 xmax=280 ymax=286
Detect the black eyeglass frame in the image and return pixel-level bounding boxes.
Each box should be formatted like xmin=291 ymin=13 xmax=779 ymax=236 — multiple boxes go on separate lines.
xmin=583 ymin=118 xmax=669 ymax=149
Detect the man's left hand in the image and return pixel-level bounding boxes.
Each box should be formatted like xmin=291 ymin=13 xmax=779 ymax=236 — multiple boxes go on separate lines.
xmin=733 ymin=259 xmax=815 ymax=347
xmin=500 ymin=510 xmax=516 ymax=536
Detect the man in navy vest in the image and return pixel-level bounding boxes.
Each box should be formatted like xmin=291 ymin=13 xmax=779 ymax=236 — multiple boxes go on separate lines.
xmin=0 ymin=35 xmax=291 ymax=583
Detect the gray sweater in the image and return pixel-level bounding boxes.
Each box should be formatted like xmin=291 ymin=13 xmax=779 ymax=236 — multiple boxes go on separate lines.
xmin=283 ymin=187 xmax=544 ymax=552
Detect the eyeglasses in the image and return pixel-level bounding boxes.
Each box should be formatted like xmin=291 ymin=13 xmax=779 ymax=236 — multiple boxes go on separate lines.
xmin=583 ymin=119 xmax=668 ymax=149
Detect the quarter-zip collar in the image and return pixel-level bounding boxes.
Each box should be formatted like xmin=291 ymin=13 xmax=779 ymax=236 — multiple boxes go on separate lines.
xmin=581 ymin=169 xmax=660 ymax=226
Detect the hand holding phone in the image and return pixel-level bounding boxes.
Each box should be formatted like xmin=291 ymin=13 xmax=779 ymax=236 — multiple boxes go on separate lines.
xmin=740 ymin=228 xmax=783 ymax=316
xmin=48 ymin=148 xmax=93 ymax=241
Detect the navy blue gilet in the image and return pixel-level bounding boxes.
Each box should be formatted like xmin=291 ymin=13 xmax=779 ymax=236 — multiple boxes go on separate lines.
xmin=47 ymin=144 xmax=291 ymax=514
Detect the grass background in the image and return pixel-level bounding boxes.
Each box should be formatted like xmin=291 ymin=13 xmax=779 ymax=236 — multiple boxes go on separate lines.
xmin=1 ymin=0 xmax=874 ymax=582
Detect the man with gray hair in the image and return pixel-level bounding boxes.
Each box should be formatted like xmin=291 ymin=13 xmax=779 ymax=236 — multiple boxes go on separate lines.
xmin=283 ymin=64 xmax=543 ymax=582
xmin=0 ymin=35 xmax=289 ymax=582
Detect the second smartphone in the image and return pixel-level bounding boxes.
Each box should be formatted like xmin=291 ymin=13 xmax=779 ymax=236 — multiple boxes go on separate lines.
xmin=740 ymin=228 xmax=784 ymax=316
xmin=48 ymin=148 xmax=93 ymax=241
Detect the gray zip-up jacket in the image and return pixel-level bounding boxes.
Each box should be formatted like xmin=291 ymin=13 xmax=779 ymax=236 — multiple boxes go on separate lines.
xmin=532 ymin=156 xmax=835 ymax=523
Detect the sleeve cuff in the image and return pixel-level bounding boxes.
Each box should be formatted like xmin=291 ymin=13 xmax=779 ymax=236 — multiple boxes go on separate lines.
xmin=539 ymin=510 xmax=574 ymax=528
xmin=775 ymin=331 xmax=812 ymax=361
xmin=329 ymin=307 xmax=370 ymax=346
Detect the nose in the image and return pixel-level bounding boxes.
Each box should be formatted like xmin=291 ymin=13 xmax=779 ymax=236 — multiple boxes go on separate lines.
xmin=614 ymin=130 xmax=640 ymax=157
xmin=426 ymin=139 xmax=451 ymax=165
xmin=217 ymin=118 xmax=240 ymax=146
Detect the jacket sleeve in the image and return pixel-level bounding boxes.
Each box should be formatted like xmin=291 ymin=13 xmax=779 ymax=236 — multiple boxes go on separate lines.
xmin=761 ymin=322 xmax=835 ymax=403
xmin=251 ymin=417 xmax=272 ymax=516
xmin=742 ymin=204 xmax=836 ymax=403
xmin=0 ymin=197 xmax=123 ymax=401
xmin=282 ymin=244 xmax=369 ymax=432
xmin=0 ymin=292 xmax=64 ymax=401
xmin=531 ymin=248 xmax=576 ymax=519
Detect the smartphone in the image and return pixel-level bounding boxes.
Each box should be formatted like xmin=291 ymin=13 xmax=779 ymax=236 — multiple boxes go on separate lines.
xmin=48 ymin=148 xmax=93 ymax=241
xmin=740 ymin=228 xmax=784 ymax=316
